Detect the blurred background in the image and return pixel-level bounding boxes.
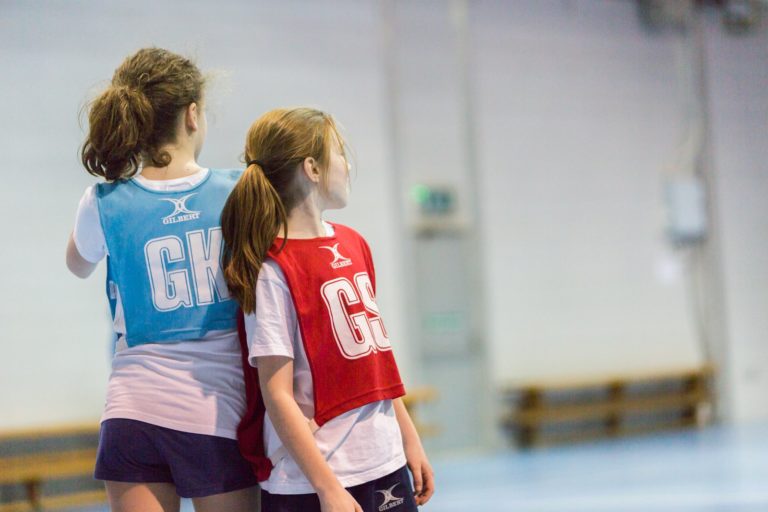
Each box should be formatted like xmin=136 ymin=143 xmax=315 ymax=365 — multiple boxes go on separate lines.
xmin=1 ymin=0 xmax=766 ymax=511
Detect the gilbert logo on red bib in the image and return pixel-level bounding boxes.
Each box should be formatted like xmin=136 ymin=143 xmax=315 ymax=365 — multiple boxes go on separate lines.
xmin=319 ymin=243 xmax=353 ymax=269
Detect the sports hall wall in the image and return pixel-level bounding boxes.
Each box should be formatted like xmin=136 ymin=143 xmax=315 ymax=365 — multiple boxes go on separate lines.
xmin=0 ymin=0 xmax=765 ymax=434
xmin=472 ymin=1 xmax=768 ymax=423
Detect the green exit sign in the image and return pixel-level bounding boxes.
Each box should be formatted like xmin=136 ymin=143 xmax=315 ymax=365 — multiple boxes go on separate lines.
xmin=411 ymin=184 xmax=456 ymax=215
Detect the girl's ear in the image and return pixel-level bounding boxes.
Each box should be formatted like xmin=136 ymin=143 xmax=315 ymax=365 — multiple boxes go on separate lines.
xmin=185 ymin=102 xmax=199 ymax=131
xmin=302 ymin=157 xmax=321 ymax=183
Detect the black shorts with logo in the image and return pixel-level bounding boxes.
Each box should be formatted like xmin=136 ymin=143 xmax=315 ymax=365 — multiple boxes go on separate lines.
xmin=261 ymin=465 xmax=418 ymax=512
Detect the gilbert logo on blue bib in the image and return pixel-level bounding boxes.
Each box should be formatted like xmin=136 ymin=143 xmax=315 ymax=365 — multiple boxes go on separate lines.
xmin=161 ymin=193 xmax=201 ymax=224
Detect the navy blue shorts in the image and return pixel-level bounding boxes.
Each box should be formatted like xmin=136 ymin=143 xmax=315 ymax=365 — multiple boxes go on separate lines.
xmin=95 ymin=418 xmax=258 ymax=498
xmin=261 ymin=465 xmax=418 ymax=512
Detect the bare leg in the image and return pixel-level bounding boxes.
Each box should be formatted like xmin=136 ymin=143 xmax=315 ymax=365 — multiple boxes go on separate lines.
xmin=105 ymin=481 xmax=180 ymax=512
xmin=192 ymin=486 xmax=260 ymax=512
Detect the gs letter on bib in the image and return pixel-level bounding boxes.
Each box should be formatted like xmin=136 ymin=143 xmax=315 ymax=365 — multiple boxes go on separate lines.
xmin=321 ymin=272 xmax=391 ymax=360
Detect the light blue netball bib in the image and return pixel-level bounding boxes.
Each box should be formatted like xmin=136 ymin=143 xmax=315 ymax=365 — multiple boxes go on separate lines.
xmin=95 ymin=169 xmax=241 ymax=346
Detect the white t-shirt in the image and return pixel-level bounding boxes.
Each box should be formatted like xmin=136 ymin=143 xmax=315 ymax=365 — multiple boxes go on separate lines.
xmin=244 ymin=227 xmax=406 ymax=494
xmin=73 ymin=169 xmax=246 ymax=439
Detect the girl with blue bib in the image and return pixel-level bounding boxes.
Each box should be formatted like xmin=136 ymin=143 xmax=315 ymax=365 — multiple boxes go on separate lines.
xmin=66 ymin=48 xmax=258 ymax=512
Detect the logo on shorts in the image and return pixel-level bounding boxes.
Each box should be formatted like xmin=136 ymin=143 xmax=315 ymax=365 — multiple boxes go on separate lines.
xmin=376 ymin=483 xmax=405 ymax=511
xmin=160 ymin=193 xmax=201 ymax=224
xmin=319 ymin=243 xmax=352 ymax=269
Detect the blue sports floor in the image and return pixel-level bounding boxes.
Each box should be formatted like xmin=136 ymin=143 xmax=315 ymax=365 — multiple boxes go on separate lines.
xmin=430 ymin=424 xmax=768 ymax=512
xmin=78 ymin=423 xmax=768 ymax=512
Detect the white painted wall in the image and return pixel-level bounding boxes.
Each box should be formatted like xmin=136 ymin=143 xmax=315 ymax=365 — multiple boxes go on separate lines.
xmin=704 ymin=14 xmax=768 ymax=422
xmin=472 ymin=0 xmax=703 ymax=383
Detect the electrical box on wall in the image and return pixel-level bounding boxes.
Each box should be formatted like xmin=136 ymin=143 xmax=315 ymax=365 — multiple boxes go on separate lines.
xmin=665 ymin=177 xmax=708 ymax=245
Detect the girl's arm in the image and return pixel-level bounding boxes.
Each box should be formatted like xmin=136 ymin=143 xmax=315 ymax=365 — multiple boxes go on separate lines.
xmin=257 ymin=355 xmax=362 ymax=512
xmin=66 ymin=232 xmax=98 ymax=278
xmin=393 ymin=397 xmax=435 ymax=506
xmin=67 ymin=187 xmax=105 ymax=279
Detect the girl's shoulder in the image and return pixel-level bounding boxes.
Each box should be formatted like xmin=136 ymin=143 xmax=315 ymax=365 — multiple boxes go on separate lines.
xmin=208 ymin=168 xmax=245 ymax=192
xmin=259 ymin=257 xmax=287 ymax=281
xmin=327 ymin=223 xmax=374 ymax=261
xmin=209 ymin=168 xmax=244 ymax=180
xmin=327 ymin=222 xmax=364 ymax=241
xmin=94 ymin=168 xmax=243 ymax=196
xmin=93 ymin=178 xmax=125 ymax=193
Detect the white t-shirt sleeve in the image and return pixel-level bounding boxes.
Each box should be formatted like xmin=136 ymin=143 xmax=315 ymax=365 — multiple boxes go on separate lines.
xmin=243 ymin=258 xmax=298 ymax=366
xmin=72 ymin=185 xmax=107 ymax=263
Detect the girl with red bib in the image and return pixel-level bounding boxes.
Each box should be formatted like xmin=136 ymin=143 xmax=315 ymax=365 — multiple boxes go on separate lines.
xmin=221 ymin=108 xmax=434 ymax=512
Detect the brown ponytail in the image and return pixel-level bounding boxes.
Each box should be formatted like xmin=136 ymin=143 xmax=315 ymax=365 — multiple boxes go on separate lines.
xmin=221 ymin=107 xmax=346 ymax=313
xmin=221 ymin=163 xmax=287 ymax=314
xmin=81 ymin=86 xmax=154 ymax=181
xmin=80 ymin=48 xmax=205 ymax=181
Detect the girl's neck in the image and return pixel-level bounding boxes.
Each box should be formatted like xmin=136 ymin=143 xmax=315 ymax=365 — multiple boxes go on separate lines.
xmin=139 ymin=146 xmax=203 ymax=181
xmin=285 ymin=201 xmax=327 ymax=239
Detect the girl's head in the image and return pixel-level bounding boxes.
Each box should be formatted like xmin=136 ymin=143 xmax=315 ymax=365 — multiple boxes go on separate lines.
xmin=221 ymin=107 xmax=348 ymax=313
xmin=243 ymin=107 xmax=348 ymax=211
xmin=81 ymin=47 xmax=206 ymax=181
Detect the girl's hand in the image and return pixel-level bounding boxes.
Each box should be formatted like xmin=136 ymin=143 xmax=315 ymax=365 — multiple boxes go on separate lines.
xmin=318 ymin=486 xmax=363 ymax=512
xmin=404 ymin=439 xmax=435 ymax=506
xmin=393 ymin=398 xmax=435 ymax=506
xmin=258 ymin=356 xmax=361 ymax=511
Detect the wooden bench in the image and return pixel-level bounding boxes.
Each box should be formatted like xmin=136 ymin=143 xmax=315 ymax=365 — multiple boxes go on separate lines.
xmin=0 ymin=423 xmax=105 ymax=512
xmin=402 ymin=387 xmax=440 ymax=437
xmin=501 ymin=365 xmax=714 ymax=447
xmin=0 ymin=394 xmax=439 ymax=511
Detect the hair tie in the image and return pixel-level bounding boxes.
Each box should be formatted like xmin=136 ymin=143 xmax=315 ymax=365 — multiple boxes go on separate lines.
xmin=247 ymin=159 xmax=266 ymax=170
